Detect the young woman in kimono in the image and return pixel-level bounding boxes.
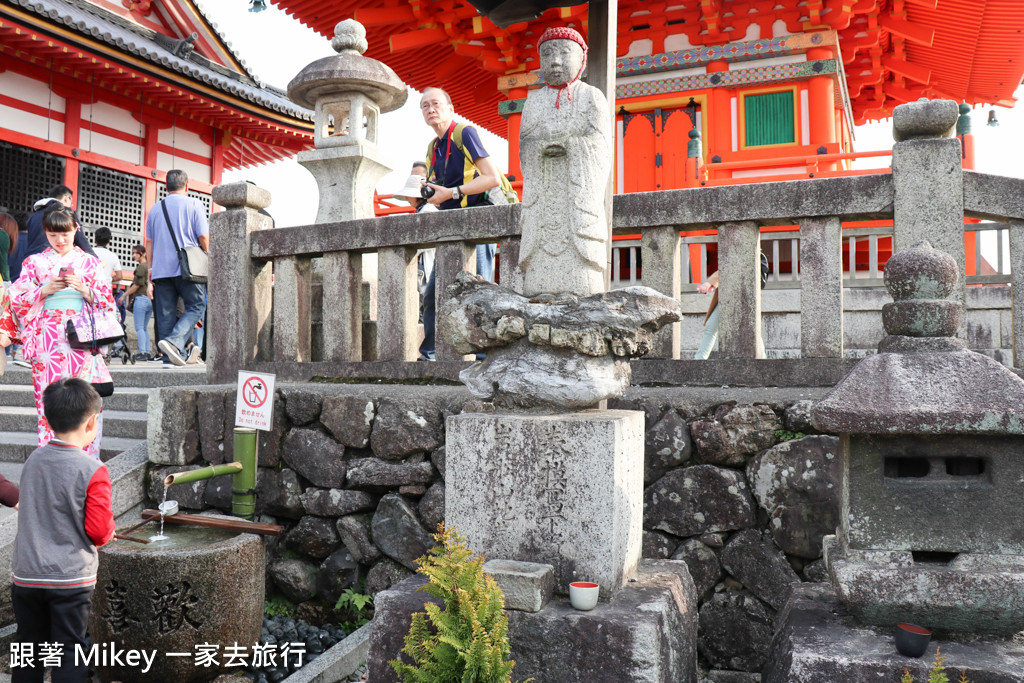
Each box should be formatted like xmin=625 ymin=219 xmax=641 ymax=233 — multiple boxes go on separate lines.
xmin=8 ymin=207 xmax=114 ymax=459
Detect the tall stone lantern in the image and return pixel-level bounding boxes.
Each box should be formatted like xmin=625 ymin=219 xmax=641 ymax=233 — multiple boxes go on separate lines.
xmin=812 ymin=241 xmax=1024 ymax=635
xmin=287 ymin=19 xmax=407 ymax=223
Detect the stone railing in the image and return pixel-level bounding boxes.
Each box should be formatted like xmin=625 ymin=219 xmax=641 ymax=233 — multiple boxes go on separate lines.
xmin=206 ymin=133 xmax=1024 ymax=387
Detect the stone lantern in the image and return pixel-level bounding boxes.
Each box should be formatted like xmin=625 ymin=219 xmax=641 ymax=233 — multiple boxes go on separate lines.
xmin=812 ymin=241 xmax=1024 ymax=634
xmin=287 ymin=19 xmax=407 ymax=223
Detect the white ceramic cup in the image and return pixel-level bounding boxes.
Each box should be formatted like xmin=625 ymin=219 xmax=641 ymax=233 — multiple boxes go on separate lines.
xmin=569 ymin=581 xmax=599 ymax=611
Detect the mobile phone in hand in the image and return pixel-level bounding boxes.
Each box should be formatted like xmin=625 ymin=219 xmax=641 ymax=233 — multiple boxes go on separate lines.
xmin=58 ymin=266 xmax=73 ymax=278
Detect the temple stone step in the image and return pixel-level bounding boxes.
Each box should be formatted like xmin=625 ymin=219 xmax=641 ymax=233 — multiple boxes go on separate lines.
xmin=0 ymin=384 xmax=151 ymax=412
xmin=0 ymin=432 xmax=143 ymax=463
xmin=0 ymin=407 xmax=147 ymax=440
xmin=0 ymin=364 xmax=207 ymax=388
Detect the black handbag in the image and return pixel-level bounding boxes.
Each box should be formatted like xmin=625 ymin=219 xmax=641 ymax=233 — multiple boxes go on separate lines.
xmin=161 ymin=200 xmax=209 ymax=284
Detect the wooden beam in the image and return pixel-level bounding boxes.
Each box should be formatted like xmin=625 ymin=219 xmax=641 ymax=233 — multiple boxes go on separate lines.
xmin=882 ymin=54 xmax=931 ymax=85
xmin=878 ymin=13 xmax=935 ymax=47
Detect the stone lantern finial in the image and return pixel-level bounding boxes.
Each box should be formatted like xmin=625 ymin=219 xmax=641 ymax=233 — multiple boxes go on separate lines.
xmin=331 ymin=19 xmax=367 ymax=55
xmin=880 ymin=240 xmax=962 ymax=340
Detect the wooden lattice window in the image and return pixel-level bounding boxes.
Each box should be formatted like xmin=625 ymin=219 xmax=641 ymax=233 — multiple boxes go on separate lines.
xmin=157 ymin=182 xmax=212 ymax=218
xmin=0 ymin=142 xmax=65 ymax=216
xmin=744 ymin=91 xmax=795 ymax=147
xmin=77 ymin=164 xmax=146 ymax=264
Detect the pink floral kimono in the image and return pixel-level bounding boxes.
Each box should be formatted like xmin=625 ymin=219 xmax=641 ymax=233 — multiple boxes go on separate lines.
xmin=0 ymin=285 xmax=17 ymax=344
xmin=8 ymin=247 xmax=114 ymax=459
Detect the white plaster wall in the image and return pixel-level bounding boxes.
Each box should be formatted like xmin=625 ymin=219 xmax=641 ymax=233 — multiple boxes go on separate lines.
xmin=0 ymin=103 xmax=64 ymax=142
xmin=156 ymin=152 xmax=211 ymax=183
xmin=0 ymin=71 xmax=65 ymax=112
xmin=158 ymin=125 xmax=211 ymax=158
xmin=83 ymin=130 xmax=143 ymax=165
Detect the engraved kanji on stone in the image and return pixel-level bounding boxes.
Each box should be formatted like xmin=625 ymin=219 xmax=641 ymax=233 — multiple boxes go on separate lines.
xmin=151 ymin=581 xmax=203 ymax=635
xmin=102 ymin=580 xmax=140 ymax=633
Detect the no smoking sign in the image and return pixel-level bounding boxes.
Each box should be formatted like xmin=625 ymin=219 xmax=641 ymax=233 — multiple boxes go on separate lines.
xmin=235 ymin=371 xmax=276 ymax=430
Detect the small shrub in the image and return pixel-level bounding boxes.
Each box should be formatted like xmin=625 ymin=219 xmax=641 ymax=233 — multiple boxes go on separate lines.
xmin=390 ymin=523 xmax=532 ymax=683
xmin=899 ymin=648 xmax=968 ymax=683
xmin=929 ymin=647 xmax=948 ymax=683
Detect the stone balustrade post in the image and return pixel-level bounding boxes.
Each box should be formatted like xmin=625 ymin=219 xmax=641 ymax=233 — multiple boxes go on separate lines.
xmin=717 ymin=220 xmax=762 ymax=358
xmin=273 ymin=256 xmax=313 ymax=362
xmin=641 ymin=226 xmax=682 ymax=358
xmin=434 ymin=241 xmax=476 ymax=361
xmin=1011 ymin=219 xmax=1024 ymax=369
xmin=799 ymin=216 xmax=844 ymax=357
xmin=891 ymin=99 xmax=965 ymax=312
xmin=207 ymin=182 xmax=273 ymax=384
xmin=498 ymin=236 xmax=524 ymax=294
xmin=321 ymin=251 xmax=363 ymax=361
xmin=376 ymin=247 xmax=419 ymax=361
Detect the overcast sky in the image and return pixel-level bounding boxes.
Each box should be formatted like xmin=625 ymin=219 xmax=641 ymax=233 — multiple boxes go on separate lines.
xmin=200 ymin=2 xmax=1024 ymax=228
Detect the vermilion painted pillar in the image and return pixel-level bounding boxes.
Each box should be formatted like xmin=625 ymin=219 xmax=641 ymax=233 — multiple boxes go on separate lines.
xmin=807 ymin=46 xmax=837 ymax=171
xmin=706 ymin=60 xmax=731 ymax=181
xmin=505 ymin=86 xmax=527 ymax=185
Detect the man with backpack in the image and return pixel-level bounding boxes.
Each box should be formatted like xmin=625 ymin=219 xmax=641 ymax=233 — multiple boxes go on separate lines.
xmin=418 ymin=87 xmax=509 ymax=360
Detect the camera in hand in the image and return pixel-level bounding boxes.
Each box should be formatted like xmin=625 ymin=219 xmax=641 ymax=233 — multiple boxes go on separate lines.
xmin=420 ymin=183 xmax=437 ymax=199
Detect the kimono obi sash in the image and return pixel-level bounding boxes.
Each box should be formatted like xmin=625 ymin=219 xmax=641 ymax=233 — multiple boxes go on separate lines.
xmin=43 ymin=288 xmax=84 ymax=312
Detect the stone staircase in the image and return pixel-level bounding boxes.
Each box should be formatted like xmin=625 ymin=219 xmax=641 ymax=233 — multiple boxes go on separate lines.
xmin=0 ymin=362 xmax=208 ymax=465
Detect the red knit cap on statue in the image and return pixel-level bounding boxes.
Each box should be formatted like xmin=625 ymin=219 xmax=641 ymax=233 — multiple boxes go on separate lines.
xmin=537 ymin=26 xmax=587 ymax=108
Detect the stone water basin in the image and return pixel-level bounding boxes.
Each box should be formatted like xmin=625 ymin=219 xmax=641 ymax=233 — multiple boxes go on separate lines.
xmin=91 ymin=523 xmax=265 ymax=682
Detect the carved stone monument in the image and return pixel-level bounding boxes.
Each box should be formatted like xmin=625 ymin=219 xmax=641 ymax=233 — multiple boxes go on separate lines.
xmin=287 ymin=19 xmax=406 ymax=223
xmin=368 ymin=27 xmax=696 ymax=683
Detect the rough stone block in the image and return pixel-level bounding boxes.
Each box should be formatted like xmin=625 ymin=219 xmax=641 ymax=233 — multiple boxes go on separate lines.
xmin=146 ymin=387 xmax=199 ymax=465
xmin=446 ymin=410 xmax=644 ymax=599
xmin=368 ymin=559 xmax=698 ymax=683
xmin=764 ymin=582 xmax=1024 ymax=683
xmin=644 ymin=464 xmax=756 ymax=537
xmin=320 ymin=395 xmax=376 ymax=448
xmin=482 ymin=559 xmax=554 ymax=613
xmin=281 ymin=427 xmax=346 ymax=488
xmin=746 ymin=435 xmax=840 ymax=559
xmin=824 ymin=535 xmax=1024 ymax=635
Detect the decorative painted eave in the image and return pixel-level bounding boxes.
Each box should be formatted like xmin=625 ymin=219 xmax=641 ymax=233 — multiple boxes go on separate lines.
xmin=270 ymin=0 xmax=1024 ymax=136
xmin=5 ymin=0 xmax=312 ymax=121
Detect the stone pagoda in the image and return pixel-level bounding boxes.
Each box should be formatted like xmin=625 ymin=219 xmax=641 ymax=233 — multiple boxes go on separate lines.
xmin=765 ymin=240 xmax=1024 ymax=681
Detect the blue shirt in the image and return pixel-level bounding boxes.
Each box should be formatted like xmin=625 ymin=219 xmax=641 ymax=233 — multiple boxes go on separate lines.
xmin=429 ymin=124 xmax=490 ymax=211
xmin=145 ymin=193 xmax=209 ymax=279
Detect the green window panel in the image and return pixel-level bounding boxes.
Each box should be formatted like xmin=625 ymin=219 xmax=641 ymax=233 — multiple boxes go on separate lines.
xmin=745 ymin=91 xmax=795 ymax=147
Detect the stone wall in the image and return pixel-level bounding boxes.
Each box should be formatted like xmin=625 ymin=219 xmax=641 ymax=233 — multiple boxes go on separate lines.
xmin=147 ymin=384 xmax=838 ymax=677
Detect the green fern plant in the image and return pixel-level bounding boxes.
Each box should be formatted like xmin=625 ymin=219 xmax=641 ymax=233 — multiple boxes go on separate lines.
xmin=390 ymin=523 xmax=532 ymax=683
xmin=901 ymin=669 xmax=914 ymax=683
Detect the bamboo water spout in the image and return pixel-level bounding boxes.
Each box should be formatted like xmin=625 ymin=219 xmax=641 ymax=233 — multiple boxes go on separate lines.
xmin=162 ymin=428 xmax=259 ymax=520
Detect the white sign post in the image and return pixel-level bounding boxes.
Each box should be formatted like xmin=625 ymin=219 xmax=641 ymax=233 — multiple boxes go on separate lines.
xmin=235 ymin=371 xmax=276 ymax=431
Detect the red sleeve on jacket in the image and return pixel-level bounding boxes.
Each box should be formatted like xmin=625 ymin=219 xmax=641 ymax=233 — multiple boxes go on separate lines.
xmin=0 ymin=475 xmax=19 ymax=508
xmin=84 ymin=467 xmax=116 ymax=547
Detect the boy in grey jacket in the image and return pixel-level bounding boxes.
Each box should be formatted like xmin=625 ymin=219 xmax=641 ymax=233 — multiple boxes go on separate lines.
xmin=11 ymin=378 xmax=116 ymax=683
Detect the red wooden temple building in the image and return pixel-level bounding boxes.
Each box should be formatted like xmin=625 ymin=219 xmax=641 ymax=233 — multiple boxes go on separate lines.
xmin=0 ymin=0 xmax=313 ymax=263
xmin=272 ymin=0 xmax=1024 ymax=282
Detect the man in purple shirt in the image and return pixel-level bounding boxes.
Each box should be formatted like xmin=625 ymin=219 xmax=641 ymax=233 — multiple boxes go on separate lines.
xmin=144 ymin=169 xmax=209 ymax=366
